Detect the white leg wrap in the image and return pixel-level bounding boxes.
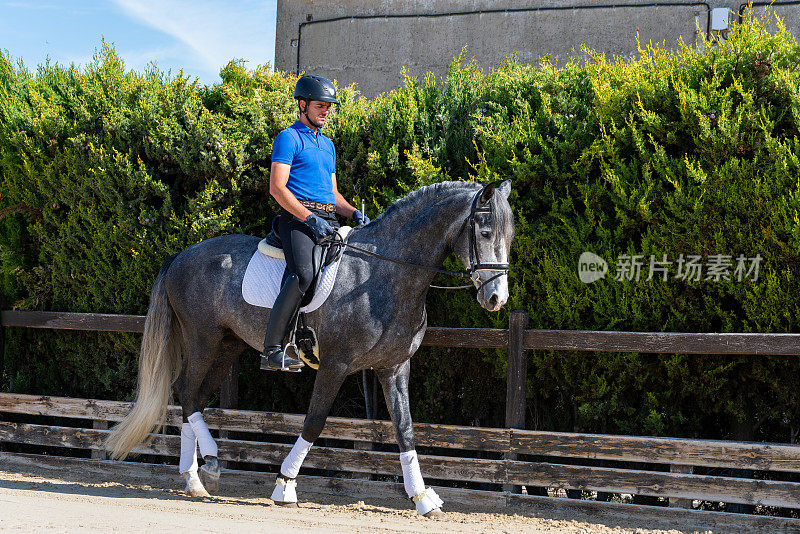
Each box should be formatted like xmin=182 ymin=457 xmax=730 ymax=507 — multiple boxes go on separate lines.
xmin=271 ymin=476 xmax=298 ymax=503
xmin=280 ymin=436 xmax=313 ymax=479
xmin=412 ymin=487 xmax=444 ymax=515
xmin=399 ymin=450 xmax=426 ymax=498
xmin=188 ymin=411 xmax=218 ymax=458
xmin=183 ymin=470 xmax=204 ymax=492
xmin=179 ymin=423 xmax=198 ymax=474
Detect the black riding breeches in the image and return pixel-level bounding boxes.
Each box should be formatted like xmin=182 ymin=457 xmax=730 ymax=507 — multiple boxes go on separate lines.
xmin=277 ymin=208 xmax=339 ymax=294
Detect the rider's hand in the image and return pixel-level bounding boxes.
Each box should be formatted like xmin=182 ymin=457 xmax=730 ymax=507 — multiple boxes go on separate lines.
xmin=353 ymin=209 xmax=370 ymax=227
xmin=305 ymin=213 xmax=335 ymax=241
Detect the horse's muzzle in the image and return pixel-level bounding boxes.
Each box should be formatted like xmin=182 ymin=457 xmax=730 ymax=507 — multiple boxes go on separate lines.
xmin=477 ymin=276 xmax=509 ymax=312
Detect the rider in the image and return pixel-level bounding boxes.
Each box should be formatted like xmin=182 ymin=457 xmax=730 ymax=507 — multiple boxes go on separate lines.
xmin=260 ymin=74 xmax=369 ymax=371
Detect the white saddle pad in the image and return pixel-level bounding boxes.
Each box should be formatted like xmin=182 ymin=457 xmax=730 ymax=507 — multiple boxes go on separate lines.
xmin=241 ymin=227 xmax=350 ymax=312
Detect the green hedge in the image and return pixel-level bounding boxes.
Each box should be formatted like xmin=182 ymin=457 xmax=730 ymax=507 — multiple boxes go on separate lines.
xmin=1 ymin=12 xmax=799 ymax=441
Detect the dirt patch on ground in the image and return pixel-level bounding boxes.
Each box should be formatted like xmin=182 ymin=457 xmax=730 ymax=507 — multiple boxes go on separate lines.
xmin=0 ymin=466 xmax=692 ymax=533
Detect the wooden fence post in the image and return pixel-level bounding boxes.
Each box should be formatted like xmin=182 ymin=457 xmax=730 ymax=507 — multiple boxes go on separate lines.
xmin=506 ymin=310 xmax=528 ymax=430
xmin=353 ymin=370 xmax=375 ymax=481
xmin=219 ymin=359 xmax=239 ymax=417
xmin=218 ymin=359 xmax=239 ymax=468
xmin=0 ymin=294 xmax=5 ymax=391
xmin=504 ymin=309 xmax=529 ymax=493
xmin=0 ymin=295 xmax=4 ymax=454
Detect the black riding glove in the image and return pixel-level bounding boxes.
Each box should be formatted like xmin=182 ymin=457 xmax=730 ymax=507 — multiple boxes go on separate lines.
xmin=305 ymin=213 xmax=335 ymax=241
xmin=353 ymin=209 xmax=370 ymax=227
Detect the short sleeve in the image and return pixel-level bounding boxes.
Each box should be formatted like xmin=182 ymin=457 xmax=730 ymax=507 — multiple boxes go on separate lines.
xmin=271 ymin=129 xmax=296 ymax=165
xmin=330 ymin=141 xmax=336 ymax=174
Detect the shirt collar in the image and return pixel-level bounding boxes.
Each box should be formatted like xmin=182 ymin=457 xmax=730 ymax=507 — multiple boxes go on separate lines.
xmin=292 ymin=120 xmax=317 ymax=135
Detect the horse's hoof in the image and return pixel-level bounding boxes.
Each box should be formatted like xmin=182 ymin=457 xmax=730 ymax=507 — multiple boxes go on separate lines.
xmin=273 ymin=501 xmax=299 ymax=508
xmin=199 ymin=457 xmax=220 ymax=493
xmin=186 ymin=486 xmax=211 ymax=498
xmin=182 ymin=471 xmax=211 ymax=498
xmin=423 ymin=508 xmax=445 ymax=519
xmin=199 ymin=469 xmax=219 ymax=493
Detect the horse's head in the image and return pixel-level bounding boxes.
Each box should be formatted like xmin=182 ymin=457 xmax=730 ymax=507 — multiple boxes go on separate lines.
xmin=454 ymin=180 xmax=514 ymax=312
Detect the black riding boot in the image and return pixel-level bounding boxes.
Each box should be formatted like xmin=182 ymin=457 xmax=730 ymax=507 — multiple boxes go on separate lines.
xmin=260 ymin=273 xmax=305 ymax=371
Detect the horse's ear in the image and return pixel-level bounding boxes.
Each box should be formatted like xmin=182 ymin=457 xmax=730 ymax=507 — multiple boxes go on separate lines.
xmin=498 ymin=180 xmax=511 ymax=199
xmin=479 ymin=183 xmax=496 ymax=204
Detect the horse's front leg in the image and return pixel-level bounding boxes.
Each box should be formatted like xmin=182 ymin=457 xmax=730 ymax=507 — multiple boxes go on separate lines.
xmin=376 ymin=360 xmax=444 ymax=518
xmin=271 ymin=359 xmax=348 ymax=506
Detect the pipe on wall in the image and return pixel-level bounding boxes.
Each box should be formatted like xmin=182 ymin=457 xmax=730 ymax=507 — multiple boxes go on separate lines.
xmin=295 ymin=2 xmax=713 ymax=74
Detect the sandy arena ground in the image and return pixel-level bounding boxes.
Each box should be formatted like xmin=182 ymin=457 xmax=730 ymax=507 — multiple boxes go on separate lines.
xmin=0 ymin=466 xmax=697 ymax=534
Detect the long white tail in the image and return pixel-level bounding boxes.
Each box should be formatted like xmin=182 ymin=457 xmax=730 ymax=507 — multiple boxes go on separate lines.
xmin=105 ymin=257 xmax=182 ymax=460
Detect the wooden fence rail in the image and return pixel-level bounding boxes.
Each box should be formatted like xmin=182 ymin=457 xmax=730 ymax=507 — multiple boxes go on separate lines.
xmin=7 ymin=392 xmax=800 ymax=472
xmin=3 ymin=394 xmax=800 ymax=502
xmin=4 ymin=309 xmax=800 ymax=353
xmin=4 ymin=308 xmax=800 ymax=436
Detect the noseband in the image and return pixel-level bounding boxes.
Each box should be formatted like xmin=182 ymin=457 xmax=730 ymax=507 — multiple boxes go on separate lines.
xmin=325 ymin=184 xmax=510 ymax=291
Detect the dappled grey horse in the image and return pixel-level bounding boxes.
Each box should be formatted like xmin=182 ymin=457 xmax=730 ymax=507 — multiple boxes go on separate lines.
xmin=105 ymin=180 xmax=514 ymax=517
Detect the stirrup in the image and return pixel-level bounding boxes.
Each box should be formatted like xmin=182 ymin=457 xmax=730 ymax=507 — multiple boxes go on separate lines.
xmin=260 ymin=346 xmax=304 ymax=372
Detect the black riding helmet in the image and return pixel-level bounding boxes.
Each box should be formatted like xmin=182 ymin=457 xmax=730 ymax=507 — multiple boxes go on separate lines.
xmin=294 ymin=74 xmax=339 ymax=104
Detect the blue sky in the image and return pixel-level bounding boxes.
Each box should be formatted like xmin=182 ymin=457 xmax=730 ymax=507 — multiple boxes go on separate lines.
xmin=1 ymin=0 xmax=277 ymax=85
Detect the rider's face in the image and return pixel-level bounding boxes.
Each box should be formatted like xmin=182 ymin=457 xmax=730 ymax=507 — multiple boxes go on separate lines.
xmin=302 ymin=100 xmax=332 ymax=128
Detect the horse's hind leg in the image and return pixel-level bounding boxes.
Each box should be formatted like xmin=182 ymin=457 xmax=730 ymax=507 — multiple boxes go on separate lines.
xmin=172 ymin=331 xmax=225 ymax=496
xmin=178 ymin=424 xmax=208 ymax=497
xmin=376 ymin=360 xmax=444 ymax=518
xmin=271 ymin=358 xmax=349 ymax=506
xmin=192 ymin=336 xmax=248 ymax=493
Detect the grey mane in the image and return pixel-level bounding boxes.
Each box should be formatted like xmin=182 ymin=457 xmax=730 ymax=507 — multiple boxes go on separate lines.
xmin=369 ymin=181 xmax=482 ymax=227
xmin=365 ymin=180 xmax=512 ymax=245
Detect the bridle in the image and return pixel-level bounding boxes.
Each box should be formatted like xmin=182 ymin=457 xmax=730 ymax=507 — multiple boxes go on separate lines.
xmin=326 ymin=183 xmax=510 ymax=292
xmin=461 ymin=183 xmax=511 ymax=290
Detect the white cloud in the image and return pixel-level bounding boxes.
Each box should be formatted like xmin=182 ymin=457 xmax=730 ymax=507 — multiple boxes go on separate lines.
xmin=111 ymin=0 xmax=275 ymax=74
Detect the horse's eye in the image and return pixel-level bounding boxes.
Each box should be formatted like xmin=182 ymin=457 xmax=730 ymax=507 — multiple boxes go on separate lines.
xmin=481 ymin=230 xmax=491 ymax=238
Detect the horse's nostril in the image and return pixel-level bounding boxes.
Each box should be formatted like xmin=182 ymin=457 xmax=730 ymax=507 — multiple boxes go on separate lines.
xmin=489 ymin=294 xmax=498 ymax=309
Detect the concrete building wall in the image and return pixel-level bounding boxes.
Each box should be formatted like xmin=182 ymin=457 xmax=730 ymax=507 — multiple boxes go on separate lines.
xmin=275 ymin=1 xmax=800 ymax=98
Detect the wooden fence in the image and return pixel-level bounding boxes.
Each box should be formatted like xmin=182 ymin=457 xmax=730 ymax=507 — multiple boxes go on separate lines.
xmin=1 ymin=309 xmax=800 ymax=531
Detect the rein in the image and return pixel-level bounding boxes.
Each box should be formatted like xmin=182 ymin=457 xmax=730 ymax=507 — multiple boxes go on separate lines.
xmin=323 ymin=185 xmax=510 ymax=291
xmin=326 ymin=239 xmax=475 ymax=289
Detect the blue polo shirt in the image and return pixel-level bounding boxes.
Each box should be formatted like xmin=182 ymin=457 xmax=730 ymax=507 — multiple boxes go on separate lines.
xmin=271 ymin=121 xmax=336 ymax=204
